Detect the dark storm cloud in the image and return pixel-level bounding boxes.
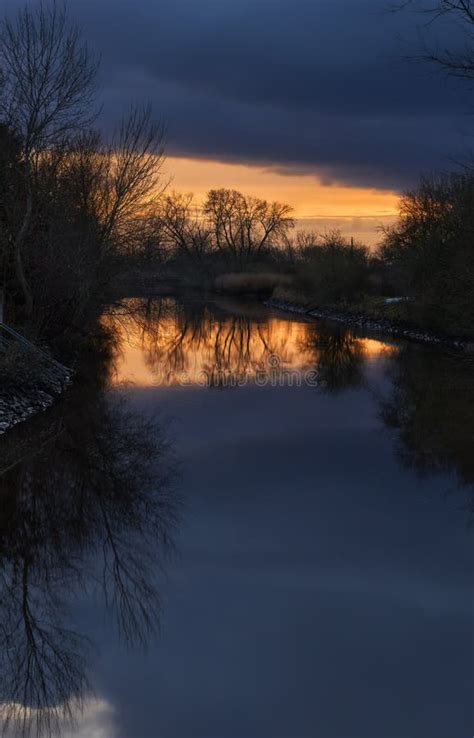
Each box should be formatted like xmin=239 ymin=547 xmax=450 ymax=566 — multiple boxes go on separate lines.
xmin=3 ymin=0 xmax=471 ymax=189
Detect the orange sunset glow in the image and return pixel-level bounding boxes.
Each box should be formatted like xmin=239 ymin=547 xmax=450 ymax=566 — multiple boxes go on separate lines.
xmin=165 ymin=156 xmax=400 ymax=245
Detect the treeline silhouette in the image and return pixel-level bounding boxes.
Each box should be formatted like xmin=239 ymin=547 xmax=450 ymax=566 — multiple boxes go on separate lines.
xmin=2 ymin=1 xmax=474 ymax=342
xmin=0 ymin=3 xmax=164 ymax=335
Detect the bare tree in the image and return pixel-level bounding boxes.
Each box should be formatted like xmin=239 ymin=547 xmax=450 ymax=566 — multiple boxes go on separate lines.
xmin=97 ymin=105 xmax=166 ymax=252
xmin=397 ymin=0 xmax=474 ymax=78
xmin=380 ymin=172 xmax=474 ymax=331
xmin=0 ymin=1 xmax=98 ymax=314
xmin=203 ymin=189 xmax=294 ymax=265
xmin=158 ymin=191 xmax=211 ymax=261
xmin=0 ymin=559 xmax=90 ymax=738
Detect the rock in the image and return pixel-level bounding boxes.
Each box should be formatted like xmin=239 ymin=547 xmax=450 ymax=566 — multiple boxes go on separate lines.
xmin=265 ymin=297 xmax=468 ymax=353
xmin=0 ymin=360 xmax=71 ymax=436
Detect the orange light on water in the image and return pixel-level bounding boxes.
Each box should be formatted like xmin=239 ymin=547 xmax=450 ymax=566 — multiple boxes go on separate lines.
xmin=105 ymin=301 xmax=398 ymax=388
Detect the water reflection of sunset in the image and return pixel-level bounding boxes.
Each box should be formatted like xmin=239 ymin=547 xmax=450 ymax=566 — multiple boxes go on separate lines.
xmin=106 ymin=299 xmax=398 ymax=388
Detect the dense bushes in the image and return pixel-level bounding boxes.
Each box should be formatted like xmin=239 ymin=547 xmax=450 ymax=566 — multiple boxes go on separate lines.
xmin=214 ymin=272 xmax=293 ymax=296
xmin=380 ymin=173 xmax=474 ymax=334
xmin=285 ymin=173 xmax=474 ymax=337
xmin=295 ymin=231 xmax=370 ymax=303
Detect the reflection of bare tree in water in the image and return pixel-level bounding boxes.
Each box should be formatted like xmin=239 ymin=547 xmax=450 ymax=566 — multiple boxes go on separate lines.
xmin=0 ymin=556 xmax=88 ymax=738
xmin=116 ymin=297 xmax=295 ymax=385
xmin=300 ymin=323 xmax=365 ymax=394
xmin=381 ymin=346 xmax=474 ymax=517
xmin=0 ymin=329 xmax=179 ymax=737
xmin=109 ymin=297 xmax=208 ymax=380
xmin=204 ymin=318 xmax=262 ymax=385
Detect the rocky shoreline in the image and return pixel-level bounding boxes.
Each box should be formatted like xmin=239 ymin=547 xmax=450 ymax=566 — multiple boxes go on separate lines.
xmin=265 ymin=297 xmax=472 ymax=353
xmin=0 ymin=359 xmax=72 ymax=436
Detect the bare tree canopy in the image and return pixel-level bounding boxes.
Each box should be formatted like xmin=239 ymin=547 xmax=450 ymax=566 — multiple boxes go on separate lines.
xmin=158 ymin=191 xmax=211 ymax=260
xmin=0 ymin=1 xmax=99 ymax=315
xmin=99 ymin=105 xmax=166 ymax=248
xmin=203 ymin=188 xmax=294 ymax=264
xmin=0 ymin=1 xmax=98 ymax=153
xmin=152 ymin=188 xmax=294 ymax=268
xmin=398 ymin=0 xmax=474 ymax=78
xmin=0 ymin=3 xmax=166 ymax=321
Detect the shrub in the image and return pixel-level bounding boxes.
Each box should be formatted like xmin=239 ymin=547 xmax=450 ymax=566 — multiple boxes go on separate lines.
xmin=214 ymin=272 xmax=293 ymax=295
xmin=296 ymin=230 xmax=370 ymax=303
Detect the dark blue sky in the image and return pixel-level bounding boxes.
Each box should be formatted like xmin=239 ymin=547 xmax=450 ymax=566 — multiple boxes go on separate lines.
xmin=4 ymin=0 xmax=472 ymax=190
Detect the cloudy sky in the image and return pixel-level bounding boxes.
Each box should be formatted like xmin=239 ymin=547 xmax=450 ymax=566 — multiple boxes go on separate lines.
xmin=5 ymin=0 xmax=471 ymax=242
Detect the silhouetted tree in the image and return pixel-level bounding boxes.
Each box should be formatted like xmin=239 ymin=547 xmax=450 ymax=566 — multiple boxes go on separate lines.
xmin=0 ymin=124 xmax=23 ymax=317
xmin=97 ymin=105 xmax=166 ymax=253
xmin=399 ymin=0 xmax=474 ymax=79
xmin=203 ymin=189 xmax=294 ymax=266
xmin=158 ymin=192 xmax=212 ymax=261
xmin=0 ymin=2 xmax=98 ymax=314
xmin=0 ymin=5 xmax=166 ymax=327
xmin=381 ymin=172 xmax=474 ymax=333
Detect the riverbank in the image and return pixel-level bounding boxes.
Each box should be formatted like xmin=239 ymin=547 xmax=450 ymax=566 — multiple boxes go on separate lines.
xmin=0 ymin=331 xmax=72 ymax=436
xmin=108 ymin=268 xmax=474 ymax=353
xmin=265 ymin=294 xmax=472 ymax=353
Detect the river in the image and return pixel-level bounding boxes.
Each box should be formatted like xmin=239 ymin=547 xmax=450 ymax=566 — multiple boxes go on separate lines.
xmin=0 ymin=296 xmax=472 ymax=738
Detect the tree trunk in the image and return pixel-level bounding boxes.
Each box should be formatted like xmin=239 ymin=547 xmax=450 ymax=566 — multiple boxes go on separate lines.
xmin=15 ymin=243 xmax=33 ymax=316
xmin=14 ymin=170 xmax=34 ymax=316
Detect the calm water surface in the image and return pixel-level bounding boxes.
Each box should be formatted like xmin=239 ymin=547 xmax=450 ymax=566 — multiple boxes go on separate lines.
xmin=0 ymin=297 xmax=472 ymax=738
